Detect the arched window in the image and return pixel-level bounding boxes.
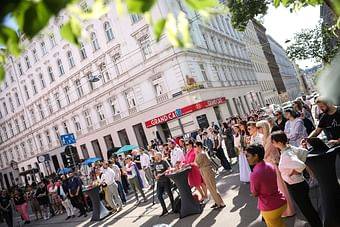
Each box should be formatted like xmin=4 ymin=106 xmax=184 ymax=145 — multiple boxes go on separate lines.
xmin=67 ymin=51 xmax=75 ymax=68
xmin=79 ymin=42 xmax=87 ymax=60
xmin=91 ymin=32 xmax=100 ymax=51
xmin=104 ymin=22 xmax=114 ymax=41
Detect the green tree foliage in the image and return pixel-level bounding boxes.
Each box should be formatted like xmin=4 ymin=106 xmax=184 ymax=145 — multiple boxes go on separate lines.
xmin=0 ymin=0 xmax=339 ymax=81
xmin=286 ymin=23 xmax=340 ymax=63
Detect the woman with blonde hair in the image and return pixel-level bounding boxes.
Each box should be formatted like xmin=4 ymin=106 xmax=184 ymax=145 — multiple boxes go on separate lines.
xmin=256 ymin=120 xmax=295 ymax=217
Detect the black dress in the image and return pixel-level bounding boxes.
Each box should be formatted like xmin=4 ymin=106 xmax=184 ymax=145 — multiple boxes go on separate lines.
xmin=222 ymin=127 xmax=237 ymax=159
xmin=0 ymin=195 xmax=13 ymax=227
xmin=35 ymin=186 xmax=49 ymax=205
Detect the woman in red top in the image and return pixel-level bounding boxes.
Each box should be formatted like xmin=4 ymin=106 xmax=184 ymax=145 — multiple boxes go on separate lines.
xmin=246 ymin=144 xmax=287 ymax=227
xmin=181 ymin=139 xmax=207 ymax=202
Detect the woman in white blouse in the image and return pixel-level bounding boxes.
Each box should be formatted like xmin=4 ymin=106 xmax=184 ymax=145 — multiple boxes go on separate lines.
xmin=233 ymin=125 xmax=251 ymax=183
xmin=271 ymin=131 xmax=322 ymax=227
xmin=246 ymin=121 xmax=263 ymax=145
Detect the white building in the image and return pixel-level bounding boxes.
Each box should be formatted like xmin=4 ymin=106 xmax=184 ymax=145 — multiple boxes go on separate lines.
xmin=0 ymin=0 xmax=264 ymax=188
xmin=267 ymin=35 xmax=301 ymax=100
xmin=244 ymin=22 xmax=281 ymax=105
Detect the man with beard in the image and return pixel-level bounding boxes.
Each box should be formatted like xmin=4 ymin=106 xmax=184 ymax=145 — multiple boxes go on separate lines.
xmin=309 ymin=97 xmax=340 ymax=146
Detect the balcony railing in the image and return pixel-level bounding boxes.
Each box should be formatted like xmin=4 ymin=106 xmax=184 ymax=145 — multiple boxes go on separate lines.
xmin=99 ymin=120 xmax=107 ymax=127
xmin=128 ymin=106 xmax=137 ymax=115
xmin=156 ymin=93 xmax=169 ymax=104
xmin=87 ymin=126 xmax=94 ymax=132
xmin=113 ymin=114 xmax=122 ymax=121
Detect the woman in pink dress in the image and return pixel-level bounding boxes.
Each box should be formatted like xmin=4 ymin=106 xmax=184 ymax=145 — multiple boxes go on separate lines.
xmin=182 ymin=139 xmax=208 ymax=201
xmin=256 ymin=120 xmax=295 ymax=217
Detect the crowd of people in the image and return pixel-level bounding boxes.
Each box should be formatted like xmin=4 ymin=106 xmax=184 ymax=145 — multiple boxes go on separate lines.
xmin=0 ymin=95 xmax=339 ymax=227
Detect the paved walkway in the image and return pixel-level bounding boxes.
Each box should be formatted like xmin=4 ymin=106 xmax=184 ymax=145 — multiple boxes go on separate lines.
xmin=2 ymin=157 xmax=340 ymax=227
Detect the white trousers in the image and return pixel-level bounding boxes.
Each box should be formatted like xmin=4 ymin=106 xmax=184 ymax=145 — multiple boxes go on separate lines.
xmin=61 ymin=199 xmax=74 ymax=217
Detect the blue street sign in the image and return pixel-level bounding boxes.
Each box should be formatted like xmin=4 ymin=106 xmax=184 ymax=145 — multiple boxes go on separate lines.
xmin=175 ymin=108 xmax=182 ymax=117
xmin=60 ymin=133 xmax=76 ymax=146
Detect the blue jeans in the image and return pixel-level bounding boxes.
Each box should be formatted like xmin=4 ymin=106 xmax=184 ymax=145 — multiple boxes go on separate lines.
xmin=116 ymin=181 xmax=126 ymax=204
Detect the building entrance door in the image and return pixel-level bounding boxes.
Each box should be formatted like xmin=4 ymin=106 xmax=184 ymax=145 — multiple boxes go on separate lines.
xmin=118 ymin=129 xmax=130 ymax=146
xmin=3 ymin=174 xmax=10 ymax=189
xmin=133 ymin=123 xmax=148 ymax=149
xmin=52 ymin=155 xmax=60 ymax=172
xmin=157 ymin=123 xmax=172 ymax=142
xmin=91 ymin=140 xmax=103 ymax=159
xmin=213 ymin=105 xmax=223 ymax=124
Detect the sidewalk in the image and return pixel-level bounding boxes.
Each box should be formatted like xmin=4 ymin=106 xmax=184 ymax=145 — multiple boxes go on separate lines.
xmin=2 ymin=156 xmax=339 ymax=227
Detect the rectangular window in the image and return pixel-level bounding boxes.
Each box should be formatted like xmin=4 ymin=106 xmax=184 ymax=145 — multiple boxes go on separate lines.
xmin=199 ymin=64 xmax=208 ymax=81
xmin=31 ymin=79 xmax=37 ymax=94
xmin=79 ymin=42 xmax=87 ymax=60
xmin=39 ymin=73 xmax=46 ymax=88
xmin=40 ymin=41 xmax=47 ymax=55
xmin=21 ymin=142 xmax=27 ymax=158
xmin=130 ymin=14 xmax=142 ymax=23
xmin=87 ymin=72 xmax=94 ymax=91
xmin=63 ymin=86 xmax=71 ymax=104
xmin=54 ymin=92 xmax=61 ymax=109
xmin=91 ymin=32 xmax=100 ymax=51
xmin=14 ymin=119 xmax=20 ymax=133
xmin=83 ymin=110 xmax=93 ymax=127
xmin=48 ymin=66 xmax=55 ymax=82
xmin=37 ymin=103 xmax=45 ymax=119
xmin=21 ymin=115 xmax=27 ymax=129
xmin=29 ymin=109 xmax=36 ymax=123
xmin=37 ymin=134 xmax=43 ymax=147
xmin=8 ymin=123 xmax=14 ymax=136
xmin=49 ymin=33 xmax=56 ymax=47
xmin=99 ymin=63 xmax=110 ymax=82
xmin=72 ymin=116 xmax=82 ymax=131
xmin=57 ymin=59 xmax=65 ymax=75
xmin=28 ymin=139 xmax=34 ymax=155
xmin=2 ymin=126 xmax=8 ymax=140
xmin=24 ymin=85 xmax=30 ymax=100
xmin=18 ymin=63 xmax=23 ymax=75
xmin=109 ymin=98 xmax=117 ymax=115
xmin=2 ymin=102 xmax=8 ymax=115
xmin=45 ymin=130 xmax=52 ymax=144
xmin=53 ymin=126 xmax=61 ymax=145
xmin=212 ymin=65 xmax=221 ymax=81
xmin=46 ymin=97 xmax=53 ymax=114
xmin=75 ymin=79 xmax=84 ymax=98
xmin=8 ymin=97 xmax=14 ymax=112
xmin=125 ymin=90 xmax=136 ymax=108
xmin=96 ymin=104 xmax=106 ymax=121
xmin=202 ymin=33 xmax=209 ymax=49
xmin=139 ymin=36 xmax=152 ymax=59
xmin=25 ymin=56 xmax=31 ymax=69
xmin=67 ymin=51 xmax=75 ymax=68
xmin=62 ymin=121 xmax=69 ymax=134
xmin=32 ymin=49 xmax=38 ymax=62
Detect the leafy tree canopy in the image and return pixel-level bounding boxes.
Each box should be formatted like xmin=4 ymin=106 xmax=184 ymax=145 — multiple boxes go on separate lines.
xmin=286 ymin=23 xmax=340 ymax=63
xmin=0 ymin=0 xmax=339 ymax=81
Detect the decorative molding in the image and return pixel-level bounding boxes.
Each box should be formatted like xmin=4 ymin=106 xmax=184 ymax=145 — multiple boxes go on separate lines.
xmin=131 ymin=24 xmax=149 ymax=40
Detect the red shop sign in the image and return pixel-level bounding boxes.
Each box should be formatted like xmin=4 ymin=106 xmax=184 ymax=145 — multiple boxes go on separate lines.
xmin=145 ymin=97 xmax=226 ymax=128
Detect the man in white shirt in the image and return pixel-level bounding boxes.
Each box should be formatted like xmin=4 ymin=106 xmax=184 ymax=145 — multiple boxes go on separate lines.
xmin=169 ymin=141 xmax=184 ymax=167
xmin=100 ymin=162 xmax=122 ymax=211
xmin=140 ymin=150 xmax=154 ymax=189
xmin=271 ymin=131 xmax=322 ymax=226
